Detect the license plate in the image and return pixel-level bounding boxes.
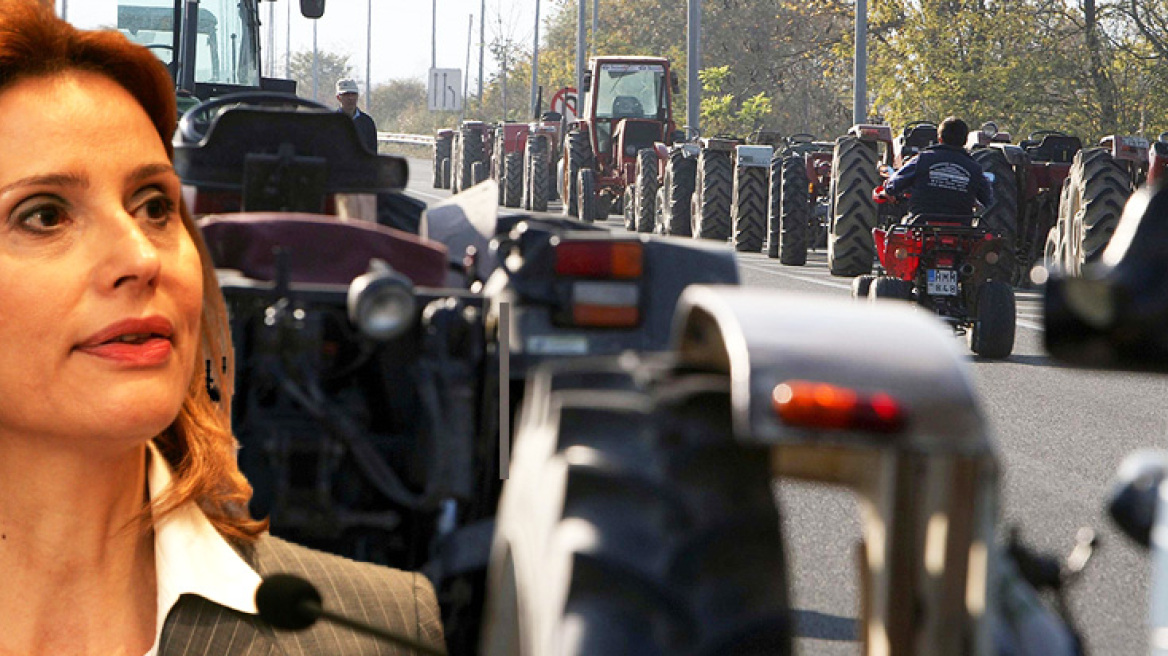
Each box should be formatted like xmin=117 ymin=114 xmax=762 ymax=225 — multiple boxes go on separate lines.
xmin=927 ymin=269 xmax=958 ymax=296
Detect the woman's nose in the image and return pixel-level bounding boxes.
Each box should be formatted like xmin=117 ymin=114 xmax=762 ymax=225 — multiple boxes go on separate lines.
xmin=99 ymin=213 xmax=161 ymax=292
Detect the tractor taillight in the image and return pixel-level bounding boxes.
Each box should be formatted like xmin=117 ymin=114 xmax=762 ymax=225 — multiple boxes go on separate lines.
xmin=570 ymin=281 xmax=640 ymax=327
xmin=772 ymin=381 xmax=907 ymax=434
xmin=555 ymin=241 xmax=643 ymax=279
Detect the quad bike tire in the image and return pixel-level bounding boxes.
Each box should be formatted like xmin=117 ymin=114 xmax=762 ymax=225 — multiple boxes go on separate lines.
xmin=868 ymin=276 xmax=913 ymax=302
xmin=525 ymin=138 xmax=550 ymax=212
xmin=459 ymin=127 xmax=484 ymax=192
xmin=777 ymin=155 xmax=811 ymax=265
xmin=972 ymin=148 xmax=1019 ymax=280
xmin=564 ymin=131 xmax=593 ymax=218
xmin=1068 ymin=147 xmax=1132 ymax=274
xmin=828 ymin=136 xmax=879 ymax=276
xmin=851 ymin=274 xmax=876 ymax=299
xmin=692 ymin=148 xmax=733 ymax=240
xmin=484 ymin=358 xmax=793 ymax=656
xmin=433 ymin=136 xmax=452 ymax=188
xmin=503 ymin=152 xmax=524 ymax=208
xmin=663 ymin=154 xmax=696 ymax=237
xmin=635 ymin=148 xmax=659 ymax=233
xmin=578 ymin=168 xmax=598 ymax=223
xmin=731 ymin=165 xmax=768 ymax=253
xmin=440 ymin=157 xmax=452 ymax=190
xmin=968 ymin=280 xmax=1015 ymax=359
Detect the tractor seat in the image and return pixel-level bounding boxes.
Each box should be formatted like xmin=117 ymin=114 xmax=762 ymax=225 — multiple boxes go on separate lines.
xmin=901 ymin=125 xmax=938 ymax=151
xmin=612 ymin=95 xmax=645 ymax=118
xmin=1024 ymin=135 xmax=1082 ymax=163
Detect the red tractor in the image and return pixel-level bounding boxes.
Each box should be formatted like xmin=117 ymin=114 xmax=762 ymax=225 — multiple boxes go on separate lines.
xmin=490 ymin=122 xmax=529 ymax=208
xmin=560 ymin=56 xmax=680 ymax=222
xmin=522 ymin=111 xmax=564 ymax=213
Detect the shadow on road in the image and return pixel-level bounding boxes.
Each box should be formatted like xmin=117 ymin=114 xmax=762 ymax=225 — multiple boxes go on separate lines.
xmin=792 ymin=609 xmax=859 ymax=641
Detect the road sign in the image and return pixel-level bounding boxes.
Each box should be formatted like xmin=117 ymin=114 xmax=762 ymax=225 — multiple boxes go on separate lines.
xmin=550 ymin=87 xmax=578 ymax=123
xmin=428 ymin=68 xmax=462 ymax=112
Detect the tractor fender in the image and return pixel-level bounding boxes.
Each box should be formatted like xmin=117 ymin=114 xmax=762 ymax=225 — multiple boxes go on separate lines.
xmin=669 ymin=286 xmax=990 ymax=452
xmin=652 ymin=142 xmax=670 ymax=162
xmin=995 ymin=144 xmax=1028 ymax=168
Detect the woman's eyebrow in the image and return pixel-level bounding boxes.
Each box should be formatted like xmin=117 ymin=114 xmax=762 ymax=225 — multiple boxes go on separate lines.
xmin=129 ymin=162 xmax=178 ymax=185
xmin=0 ymin=172 xmax=87 ymax=196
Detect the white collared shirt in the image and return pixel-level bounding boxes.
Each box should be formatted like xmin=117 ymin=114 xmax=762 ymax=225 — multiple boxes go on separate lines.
xmin=144 ymin=443 xmax=263 ymax=656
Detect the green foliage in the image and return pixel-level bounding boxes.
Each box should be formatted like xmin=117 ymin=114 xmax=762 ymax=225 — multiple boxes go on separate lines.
xmin=699 ymin=66 xmax=773 ymax=137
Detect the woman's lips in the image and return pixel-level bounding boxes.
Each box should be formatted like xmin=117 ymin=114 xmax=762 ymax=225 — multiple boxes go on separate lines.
xmin=76 ymin=338 xmax=172 ymax=366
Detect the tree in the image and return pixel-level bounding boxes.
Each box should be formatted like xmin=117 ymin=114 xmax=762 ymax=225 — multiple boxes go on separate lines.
xmin=287 ymin=49 xmax=353 ymax=106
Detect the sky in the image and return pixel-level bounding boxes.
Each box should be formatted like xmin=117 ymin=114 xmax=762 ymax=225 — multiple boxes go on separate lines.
xmin=263 ymin=0 xmax=540 ymax=90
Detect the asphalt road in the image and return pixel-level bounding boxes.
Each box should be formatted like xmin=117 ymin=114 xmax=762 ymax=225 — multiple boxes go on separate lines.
xmin=400 ymin=155 xmax=1163 ymax=655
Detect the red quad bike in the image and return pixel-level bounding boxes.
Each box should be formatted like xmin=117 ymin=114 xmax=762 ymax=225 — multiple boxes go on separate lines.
xmin=854 ymin=188 xmax=1017 ymax=359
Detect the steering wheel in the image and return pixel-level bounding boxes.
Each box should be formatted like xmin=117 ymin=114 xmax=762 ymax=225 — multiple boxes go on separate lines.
xmin=1027 ymin=129 xmax=1070 ymax=141
xmin=146 ymin=44 xmax=174 ymax=55
xmin=178 ymin=91 xmax=328 ymax=143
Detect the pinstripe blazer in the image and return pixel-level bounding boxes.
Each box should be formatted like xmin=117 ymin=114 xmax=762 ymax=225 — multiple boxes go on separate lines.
xmin=157 ymin=534 xmax=446 ymax=655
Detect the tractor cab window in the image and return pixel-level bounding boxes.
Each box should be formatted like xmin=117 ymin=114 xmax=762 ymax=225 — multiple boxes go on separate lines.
xmin=594 ymin=63 xmax=666 ymax=120
xmin=58 ymin=0 xmax=260 ymax=87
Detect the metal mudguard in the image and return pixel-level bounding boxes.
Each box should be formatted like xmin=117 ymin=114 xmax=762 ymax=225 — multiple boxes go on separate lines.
xmin=700 ymin=137 xmax=738 ymax=152
xmin=670 ymin=286 xmax=987 ymax=450
xmin=735 ymin=145 xmax=773 ymax=169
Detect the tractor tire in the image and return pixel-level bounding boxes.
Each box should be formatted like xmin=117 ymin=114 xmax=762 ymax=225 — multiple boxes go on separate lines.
xmin=778 ymin=155 xmax=811 ymax=266
xmin=1069 ymin=147 xmax=1132 ymax=274
xmin=460 ymin=127 xmax=484 ymax=192
xmin=623 ymin=187 xmax=636 ymax=231
xmin=828 ymin=136 xmax=879 ymax=276
xmin=731 ymin=165 xmax=767 ymax=253
xmin=526 ymin=153 xmax=550 ymax=213
xmin=664 ymin=155 xmax=696 ymax=237
xmin=1045 ymin=178 xmax=1074 ymax=275
xmin=578 ymin=168 xmax=598 ymax=223
xmin=868 ymin=276 xmax=913 ymax=302
xmin=968 ymin=280 xmax=1015 ymax=359
xmin=693 ymin=148 xmax=733 ymax=240
xmin=440 ymin=157 xmax=452 ymax=190
xmin=451 ymin=136 xmax=463 ymax=194
xmin=635 ymin=149 xmax=659 ymax=233
xmin=766 ymin=155 xmax=783 ymax=258
xmin=654 ymin=186 xmax=667 ymax=234
xmin=503 ymin=152 xmax=523 ymax=208
xmin=484 ymin=360 xmax=793 ymax=656
xmin=563 ymin=131 xmax=593 ymax=218
xmin=433 ymin=136 xmax=452 ymax=188
xmin=851 ymin=274 xmax=876 ymax=299
xmin=972 ymin=148 xmax=1019 ymax=280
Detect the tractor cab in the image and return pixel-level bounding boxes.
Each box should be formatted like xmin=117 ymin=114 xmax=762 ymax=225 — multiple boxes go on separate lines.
xmin=583 ymin=57 xmax=676 ymax=178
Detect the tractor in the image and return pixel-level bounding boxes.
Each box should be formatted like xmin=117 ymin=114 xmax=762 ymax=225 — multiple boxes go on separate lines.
xmin=490 ymin=122 xmax=529 ymax=208
xmin=451 ymin=120 xmax=492 ymax=194
xmin=560 ymin=56 xmax=680 ymax=222
xmin=522 ymin=111 xmax=565 ymax=213
xmin=765 ymin=133 xmax=835 ymax=265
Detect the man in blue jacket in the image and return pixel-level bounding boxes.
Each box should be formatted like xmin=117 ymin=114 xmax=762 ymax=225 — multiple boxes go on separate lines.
xmin=336 ymin=77 xmax=378 ymax=154
xmin=883 ymin=116 xmax=994 ymax=223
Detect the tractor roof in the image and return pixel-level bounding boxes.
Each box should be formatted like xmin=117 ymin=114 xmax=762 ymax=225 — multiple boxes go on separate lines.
xmin=590 ymin=55 xmax=670 ymax=66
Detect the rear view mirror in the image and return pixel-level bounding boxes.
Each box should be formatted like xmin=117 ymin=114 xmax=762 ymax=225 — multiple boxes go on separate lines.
xmin=300 ymin=0 xmax=325 ymax=19
xmin=670 ymin=71 xmax=680 ymax=94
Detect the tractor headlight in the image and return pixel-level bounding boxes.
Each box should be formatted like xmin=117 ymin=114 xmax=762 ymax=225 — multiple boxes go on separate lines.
xmin=347 ymin=259 xmax=417 ymax=341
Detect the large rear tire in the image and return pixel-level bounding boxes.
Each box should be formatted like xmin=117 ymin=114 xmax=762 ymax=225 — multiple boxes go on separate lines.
xmin=968 ymin=280 xmax=1016 ymax=359
xmin=578 ymin=168 xmax=598 ymax=223
xmin=484 ymin=359 xmax=793 ymax=656
xmin=564 ymin=131 xmax=593 ymax=218
xmin=635 ymin=148 xmax=659 ymax=233
xmin=732 ymin=165 xmax=768 ymax=253
xmin=1069 ymin=147 xmax=1132 ymax=274
xmin=433 ymin=135 xmax=452 ymax=188
xmin=459 ymin=127 xmax=484 ymax=192
xmin=778 ymin=155 xmax=811 ymax=265
xmin=503 ymin=152 xmax=524 ymax=208
xmin=440 ymin=157 xmax=452 ymax=190
xmin=972 ymin=148 xmax=1019 ymax=280
xmin=693 ymin=148 xmax=733 ymax=240
xmin=827 ymin=136 xmax=879 ymax=276
xmin=663 ymin=154 xmax=696 ymax=237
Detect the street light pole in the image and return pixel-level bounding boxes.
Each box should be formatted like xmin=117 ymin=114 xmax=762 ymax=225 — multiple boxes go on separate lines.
xmin=312 ymin=18 xmax=318 ymax=103
xmin=576 ymin=0 xmax=585 ymax=113
xmin=687 ymin=0 xmax=700 ymax=131
xmin=529 ymin=0 xmax=541 ymax=119
xmin=854 ymin=0 xmax=868 ymax=125
xmin=366 ymin=0 xmax=372 ymax=99
xmin=431 ymin=0 xmax=437 ymax=71
xmin=479 ymin=0 xmax=485 ymax=108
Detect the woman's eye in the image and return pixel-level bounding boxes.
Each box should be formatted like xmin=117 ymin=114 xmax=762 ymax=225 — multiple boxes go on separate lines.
xmin=135 ymin=193 xmax=176 ymax=223
xmin=14 ymin=203 xmax=67 ymax=233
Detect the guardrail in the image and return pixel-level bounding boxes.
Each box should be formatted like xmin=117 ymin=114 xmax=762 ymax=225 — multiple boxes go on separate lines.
xmin=379 ymin=132 xmax=435 ymax=147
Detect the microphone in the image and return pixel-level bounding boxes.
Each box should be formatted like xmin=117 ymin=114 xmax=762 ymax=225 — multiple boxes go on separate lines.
xmin=256 ymin=573 xmax=447 ymax=656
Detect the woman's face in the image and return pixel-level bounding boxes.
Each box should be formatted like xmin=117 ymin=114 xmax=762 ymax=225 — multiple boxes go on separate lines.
xmin=0 ymin=71 xmax=203 ymax=449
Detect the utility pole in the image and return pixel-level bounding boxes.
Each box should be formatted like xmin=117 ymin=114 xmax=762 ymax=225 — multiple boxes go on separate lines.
xmin=501 ymin=27 xmax=508 ymax=121
xmin=478 ymin=0 xmax=485 ymax=109
xmin=312 ymin=19 xmax=318 ymax=103
xmin=366 ymin=0 xmax=372 ymax=99
xmin=687 ymin=0 xmax=700 ymax=131
xmin=431 ymin=0 xmax=437 ymax=70
xmin=285 ymin=0 xmax=291 ymax=77
xmin=267 ymin=1 xmax=275 ymax=77
xmin=463 ymin=14 xmax=473 ymax=120
xmin=530 ymin=0 xmax=541 ymax=119
xmin=854 ymin=0 xmax=868 ymax=125
xmin=576 ymin=0 xmax=585 ymax=115
xmin=591 ymin=0 xmax=597 ymax=57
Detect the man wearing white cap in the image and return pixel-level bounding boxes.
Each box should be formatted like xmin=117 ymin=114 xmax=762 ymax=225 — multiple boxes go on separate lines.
xmin=336 ymin=77 xmax=378 ymax=153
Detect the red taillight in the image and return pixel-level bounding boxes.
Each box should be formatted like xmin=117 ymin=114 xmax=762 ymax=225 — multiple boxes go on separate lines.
xmin=555 ymin=241 xmax=643 ymax=279
xmin=772 ymin=381 xmax=907 ymax=434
